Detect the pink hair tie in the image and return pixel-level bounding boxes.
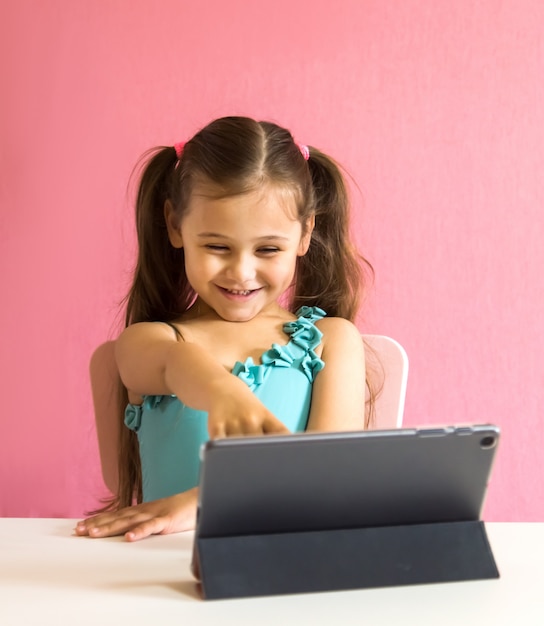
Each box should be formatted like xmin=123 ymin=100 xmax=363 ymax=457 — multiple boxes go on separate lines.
xmin=298 ymin=144 xmax=310 ymax=161
xmin=174 ymin=142 xmax=185 ymax=159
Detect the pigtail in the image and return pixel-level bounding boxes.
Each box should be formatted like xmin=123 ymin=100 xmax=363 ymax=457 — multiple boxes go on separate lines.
xmin=101 ymin=148 xmax=196 ymax=511
xmin=125 ymin=147 xmax=195 ymax=326
xmin=293 ymin=148 xmax=370 ymax=321
xmin=292 ymin=148 xmax=376 ymax=427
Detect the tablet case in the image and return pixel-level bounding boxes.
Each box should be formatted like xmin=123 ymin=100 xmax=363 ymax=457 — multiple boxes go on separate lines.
xmin=194 ymin=425 xmax=500 ymax=599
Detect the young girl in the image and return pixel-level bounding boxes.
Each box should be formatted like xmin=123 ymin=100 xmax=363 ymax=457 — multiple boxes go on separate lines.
xmin=76 ymin=116 xmax=372 ymax=542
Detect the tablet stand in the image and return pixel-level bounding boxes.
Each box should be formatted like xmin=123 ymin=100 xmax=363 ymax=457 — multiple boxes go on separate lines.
xmin=197 ymin=520 xmax=499 ymax=600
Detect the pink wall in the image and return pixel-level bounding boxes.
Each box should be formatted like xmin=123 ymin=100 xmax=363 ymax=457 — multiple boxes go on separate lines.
xmin=1 ymin=1 xmax=543 ymax=520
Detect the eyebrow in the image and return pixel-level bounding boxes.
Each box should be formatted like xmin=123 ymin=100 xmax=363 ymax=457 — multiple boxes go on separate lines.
xmin=197 ymin=232 xmax=291 ymax=241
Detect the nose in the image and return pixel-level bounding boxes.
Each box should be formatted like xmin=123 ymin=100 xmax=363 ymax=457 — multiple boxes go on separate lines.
xmin=225 ymin=252 xmax=256 ymax=284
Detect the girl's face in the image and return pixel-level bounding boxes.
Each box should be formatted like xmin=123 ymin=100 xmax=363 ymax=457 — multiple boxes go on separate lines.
xmin=166 ymin=185 xmax=313 ymax=322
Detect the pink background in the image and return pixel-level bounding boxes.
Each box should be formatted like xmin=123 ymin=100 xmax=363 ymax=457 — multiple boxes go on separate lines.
xmin=1 ymin=1 xmax=543 ymax=520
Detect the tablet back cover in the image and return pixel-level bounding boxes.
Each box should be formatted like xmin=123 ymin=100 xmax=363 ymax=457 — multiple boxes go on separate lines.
xmin=196 ymin=425 xmax=499 ymax=538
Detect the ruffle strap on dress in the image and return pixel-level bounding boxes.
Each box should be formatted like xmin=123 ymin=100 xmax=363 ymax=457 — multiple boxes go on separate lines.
xmin=125 ymin=404 xmax=142 ymax=432
xmin=125 ymin=394 xmax=175 ymax=432
xmin=232 ymin=306 xmax=326 ymax=386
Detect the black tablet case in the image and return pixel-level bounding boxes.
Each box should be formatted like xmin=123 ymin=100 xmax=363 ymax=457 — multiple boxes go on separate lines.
xmin=195 ymin=426 xmax=500 ymax=599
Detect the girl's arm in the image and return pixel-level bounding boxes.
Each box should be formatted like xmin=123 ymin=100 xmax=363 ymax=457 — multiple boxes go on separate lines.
xmin=77 ymin=323 xmax=289 ymax=541
xmin=115 ymin=322 xmax=289 ymax=438
xmin=306 ymin=317 xmax=366 ymax=432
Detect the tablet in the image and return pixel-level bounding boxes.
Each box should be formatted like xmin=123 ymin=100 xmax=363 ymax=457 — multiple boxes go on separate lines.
xmin=195 ymin=424 xmax=499 ymax=539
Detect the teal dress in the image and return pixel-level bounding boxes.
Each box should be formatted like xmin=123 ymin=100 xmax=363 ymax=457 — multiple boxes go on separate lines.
xmin=124 ymin=306 xmax=326 ymax=502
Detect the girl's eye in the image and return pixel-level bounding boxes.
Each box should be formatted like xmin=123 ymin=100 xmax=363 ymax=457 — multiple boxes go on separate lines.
xmin=258 ymin=247 xmax=280 ymax=255
xmin=205 ymin=244 xmax=229 ymax=252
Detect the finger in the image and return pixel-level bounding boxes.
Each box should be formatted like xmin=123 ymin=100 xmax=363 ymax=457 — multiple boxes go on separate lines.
xmin=263 ymin=416 xmax=290 ymax=434
xmin=227 ymin=418 xmax=263 ymax=437
xmin=190 ymin=540 xmax=200 ymax=579
xmin=124 ymin=516 xmax=170 ymax=542
xmin=209 ymin=422 xmax=227 ymax=440
xmin=75 ymin=514 xmax=115 ymax=536
xmin=75 ymin=521 xmax=90 ymax=536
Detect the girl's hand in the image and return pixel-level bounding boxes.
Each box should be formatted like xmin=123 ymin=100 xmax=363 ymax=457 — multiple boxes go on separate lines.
xmin=207 ymin=378 xmax=290 ymax=438
xmin=74 ymin=489 xmax=198 ymax=541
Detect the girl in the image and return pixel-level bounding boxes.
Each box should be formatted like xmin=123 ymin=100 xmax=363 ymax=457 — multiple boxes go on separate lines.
xmin=76 ymin=116 xmax=372 ymax=542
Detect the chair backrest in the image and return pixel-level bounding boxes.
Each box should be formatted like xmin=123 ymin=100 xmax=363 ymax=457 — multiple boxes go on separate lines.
xmin=90 ymin=340 xmax=121 ymax=494
xmin=363 ymin=335 xmax=409 ymax=429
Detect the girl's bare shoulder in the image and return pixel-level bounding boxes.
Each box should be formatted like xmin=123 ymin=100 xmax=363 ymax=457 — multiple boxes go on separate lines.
xmin=116 ymin=321 xmax=183 ymax=349
xmin=315 ymin=316 xmax=362 ymax=343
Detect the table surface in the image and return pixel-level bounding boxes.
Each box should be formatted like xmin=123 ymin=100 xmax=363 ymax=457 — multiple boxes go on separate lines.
xmin=0 ymin=519 xmax=542 ymax=625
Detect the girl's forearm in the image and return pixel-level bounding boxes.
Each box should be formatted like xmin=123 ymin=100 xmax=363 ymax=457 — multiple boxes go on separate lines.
xmin=163 ymin=341 xmax=250 ymax=411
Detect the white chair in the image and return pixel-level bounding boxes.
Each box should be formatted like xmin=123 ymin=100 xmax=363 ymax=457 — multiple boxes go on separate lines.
xmin=363 ymin=335 xmax=409 ymax=429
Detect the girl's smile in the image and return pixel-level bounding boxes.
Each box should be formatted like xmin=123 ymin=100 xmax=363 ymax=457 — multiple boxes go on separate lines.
xmin=217 ymin=286 xmax=262 ymax=300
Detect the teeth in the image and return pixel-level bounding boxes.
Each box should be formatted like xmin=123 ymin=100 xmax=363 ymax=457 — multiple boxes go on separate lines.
xmin=228 ymin=289 xmax=251 ymax=295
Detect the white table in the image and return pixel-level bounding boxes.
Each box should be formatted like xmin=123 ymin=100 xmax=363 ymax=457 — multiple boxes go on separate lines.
xmin=0 ymin=519 xmax=542 ymax=625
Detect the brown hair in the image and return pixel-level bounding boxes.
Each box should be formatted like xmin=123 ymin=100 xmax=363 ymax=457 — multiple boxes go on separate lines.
xmin=103 ymin=117 xmax=373 ymax=511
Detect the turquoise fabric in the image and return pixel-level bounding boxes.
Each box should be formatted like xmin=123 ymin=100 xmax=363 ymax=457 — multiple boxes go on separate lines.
xmin=124 ymin=306 xmax=326 ymax=502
